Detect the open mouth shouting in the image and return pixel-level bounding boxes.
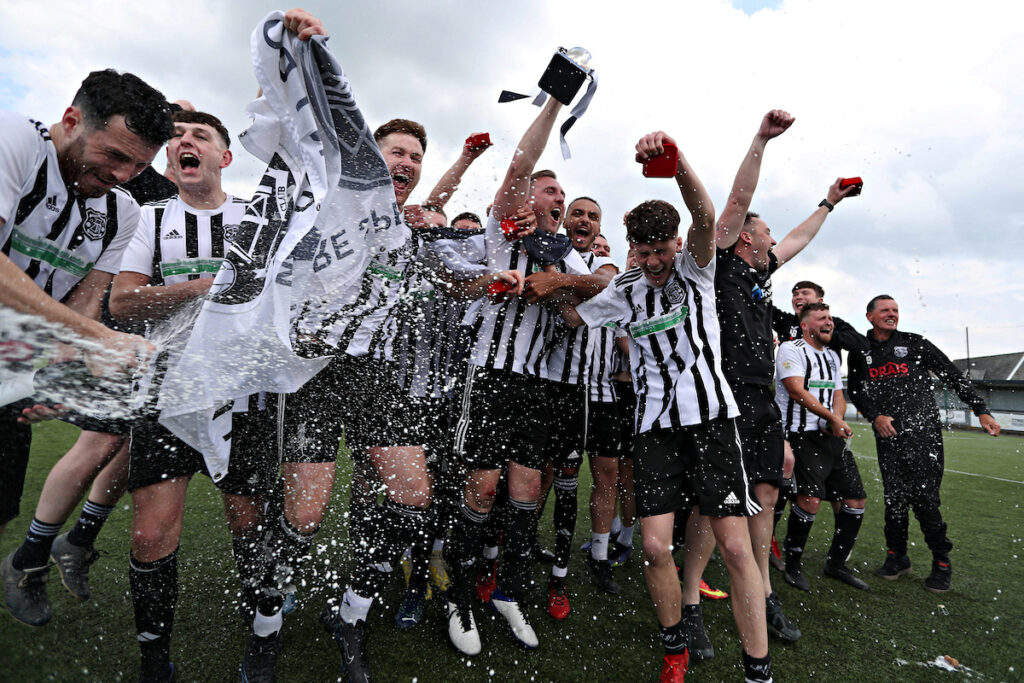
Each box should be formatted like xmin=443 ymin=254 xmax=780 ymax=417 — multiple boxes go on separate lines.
xmin=178 ymin=151 xmax=200 ymax=172
xmin=550 ymin=207 xmax=561 ymax=225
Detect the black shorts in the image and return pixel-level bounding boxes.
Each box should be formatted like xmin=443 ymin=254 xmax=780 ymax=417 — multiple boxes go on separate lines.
xmin=586 ymin=400 xmax=624 ymax=460
xmin=633 ymin=418 xmax=760 ymax=519
xmin=0 ymin=407 xmax=32 ymax=525
xmin=790 ymin=431 xmax=866 ymax=502
xmin=281 ymin=355 xmax=364 ymax=464
xmin=540 ymin=380 xmax=586 ymax=469
xmin=396 ymin=394 xmax=451 ymax=467
xmin=127 ymin=398 xmax=279 ymax=496
xmin=453 ymin=365 xmax=548 ymax=471
xmin=612 ymin=380 xmax=636 ymax=459
xmin=731 ymin=382 xmax=784 ymax=486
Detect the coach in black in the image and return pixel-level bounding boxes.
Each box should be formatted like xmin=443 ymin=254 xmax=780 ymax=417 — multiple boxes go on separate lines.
xmin=847 ymin=295 xmax=1000 ymax=593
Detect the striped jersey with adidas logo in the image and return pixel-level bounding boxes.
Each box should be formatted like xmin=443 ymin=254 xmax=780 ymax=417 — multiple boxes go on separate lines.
xmin=0 ymin=111 xmax=141 ymax=302
xmin=575 ymin=249 xmax=737 ymax=433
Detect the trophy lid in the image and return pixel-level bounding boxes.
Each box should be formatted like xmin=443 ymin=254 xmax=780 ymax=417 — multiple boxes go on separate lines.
xmin=561 ymin=47 xmax=592 ymax=70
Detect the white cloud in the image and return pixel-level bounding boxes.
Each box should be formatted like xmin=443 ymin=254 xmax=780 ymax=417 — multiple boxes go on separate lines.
xmin=2 ymin=0 xmax=1021 ymax=358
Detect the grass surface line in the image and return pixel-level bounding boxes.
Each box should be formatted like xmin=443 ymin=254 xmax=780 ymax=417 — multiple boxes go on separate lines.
xmin=850 ymin=451 xmax=1024 ymax=485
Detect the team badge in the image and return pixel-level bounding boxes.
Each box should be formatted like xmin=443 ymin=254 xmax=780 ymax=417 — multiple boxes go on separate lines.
xmin=223 ymin=223 xmax=239 ymax=245
xmin=665 ymin=280 xmax=684 ymax=305
xmin=894 ymin=346 xmax=908 ymax=358
xmin=865 ymin=355 xmax=872 ymax=365
xmin=208 ymin=260 xmax=237 ymax=297
xmin=82 ymin=208 xmax=107 ymax=240
xmin=790 ymin=325 xmax=799 ymax=339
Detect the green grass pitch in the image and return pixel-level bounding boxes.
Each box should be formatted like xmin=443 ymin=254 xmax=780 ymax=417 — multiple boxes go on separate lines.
xmin=1 ymin=422 xmax=1021 ymax=681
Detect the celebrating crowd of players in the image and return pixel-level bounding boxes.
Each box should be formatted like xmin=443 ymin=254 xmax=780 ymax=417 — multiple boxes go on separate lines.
xmin=0 ymin=9 xmax=1004 ymax=683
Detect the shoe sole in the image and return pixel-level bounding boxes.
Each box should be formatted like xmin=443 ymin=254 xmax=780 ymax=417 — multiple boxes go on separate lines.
xmin=924 ymin=583 xmax=951 ymax=593
xmin=876 ymin=567 xmax=912 ymax=580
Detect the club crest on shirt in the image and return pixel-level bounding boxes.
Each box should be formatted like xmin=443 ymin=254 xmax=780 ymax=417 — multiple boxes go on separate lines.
xmin=223 ymin=223 xmax=239 ymax=245
xmin=864 ymin=355 xmax=872 ymax=365
xmin=894 ymin=346 xmax=908 ymax=358
xmin=789 ymin=325 xmax=799 ymax=339
xmin=665 ymin=280 xmax=684 ymax=305
xmin=82 ymin=208 xmax=107 ymax=240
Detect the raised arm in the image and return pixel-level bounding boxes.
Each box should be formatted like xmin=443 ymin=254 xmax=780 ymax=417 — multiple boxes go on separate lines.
xmin=717 ymin=110 xmax=795 ymax=249
xmin=773 ymin=178 xmax=859 ymax=265
xmin=635 ymin=131 xmax=715 ymax=267
xmin=424 ymin=133 xmax=491 ymax=211
xmin=491 ymin=97 xmax=563 ymax=219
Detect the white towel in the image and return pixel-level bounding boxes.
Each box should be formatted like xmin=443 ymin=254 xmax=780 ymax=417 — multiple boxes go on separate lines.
xmin=158 ymin=11 xmax=406 ymax=480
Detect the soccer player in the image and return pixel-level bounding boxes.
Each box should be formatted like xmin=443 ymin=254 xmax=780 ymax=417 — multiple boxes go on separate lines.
xmin=775 ymin=303 xmax=869 ymax=592
xmin=847 ymin=295 xmax=1001 ymax=593
xmin=712 ymin=109 xmax=859 ymax=647
xmin=535 ymin=196 xmax=619 ymax=617
xmin=443 ymin=95 xmax=610 ymax=655
xmin=560 ymin=131 xmax=772 ymax=683
xmin=592 ymin=233 xmax=611 ymax=258
xmin=1 ymin=70 xmax=172 ymax=627
xmin=108 ymin=108 xmax=280 ymax=682
xmin=768 ymin=280 xmax=869 ymax=568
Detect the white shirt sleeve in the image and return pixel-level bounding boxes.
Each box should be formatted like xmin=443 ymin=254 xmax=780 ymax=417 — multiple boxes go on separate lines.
xmin=776 ymin=342 xmax=806 ymax=382
xmin=92 ymin=192 xmax=142 ymax=274
xmin=117 ymin=203 xmax=157 ymax=278
xmin=0 ymin=113 xmax=43 ymax=225
xmin=576 ymin=279 xmax=631 ymax=329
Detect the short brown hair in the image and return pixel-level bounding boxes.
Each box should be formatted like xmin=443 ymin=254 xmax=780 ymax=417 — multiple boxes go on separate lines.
xmin=799 ymin=302 xmax=830 ymax=321
xmin=373 ymin=118 xmax=427 ymax=152
xmin=452 ymin=211 xmax=482 ymax=227
xmin=625 ymin=200 xmax=679 ymax=244
xmin=530 ymin=169 xmax=557 ymax=185
xmin=173 ymin=110 xmax=230 ymax=149
xmin=793 ymin=281 xmax=824 ymax=298
xmin=744 ymin=211 xmax=760 ymax=226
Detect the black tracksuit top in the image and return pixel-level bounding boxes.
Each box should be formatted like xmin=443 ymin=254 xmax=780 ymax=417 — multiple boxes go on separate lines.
xmin=846 ymin=329 xmax=990 ymax=431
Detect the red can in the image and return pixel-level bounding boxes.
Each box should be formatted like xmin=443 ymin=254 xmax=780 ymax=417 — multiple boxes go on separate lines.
xmin=839 ymin=177 xmax=863 ymax=196
xmin=500 ymin=218 xmax=525 ymax=241
xmin=465 ymin=133 xmax=492 ymax=151
xmin=642 ymin=142 xmax=679 ymax=178
xmin=487 ymin=279 xmax=516 ymax=300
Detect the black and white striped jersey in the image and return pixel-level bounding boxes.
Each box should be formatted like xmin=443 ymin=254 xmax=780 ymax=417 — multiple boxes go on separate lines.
xmin=372 ymin=231 xmax=484 ymax=399
xmin=588 ymin=324 xmax=625 ymax=403
xmin=774 ymin=339 xmax=842 ymax=432
xmin=575 ymin=250 xmax=737 ymax=433
xmin=120 ymin=194 xmax=248 ymax=287
xmin=0 ymin=111 xmax=141 ymax=302
xmin=293 ymin=225 xmax=417 ymax=357
xmin=119 ymin=194 xmax=247 ymax=406
xmin=465 ymin=214 xmax=591 ymax=377
xmin=542 ymin=251 xmax=615 ymax=385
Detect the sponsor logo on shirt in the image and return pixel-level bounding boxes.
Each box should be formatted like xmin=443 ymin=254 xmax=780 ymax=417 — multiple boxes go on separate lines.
xmin=165 ymin=228 xmax=184 ymax=239
xmin=869 ymin=361 xmax=909 ymax=379
xmin=629 ymin=306 xmax=688 ymax=338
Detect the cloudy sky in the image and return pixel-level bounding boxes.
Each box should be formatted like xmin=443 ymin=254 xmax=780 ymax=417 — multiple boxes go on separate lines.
xmin=2 ymin=0 xmax=1021 ymax=361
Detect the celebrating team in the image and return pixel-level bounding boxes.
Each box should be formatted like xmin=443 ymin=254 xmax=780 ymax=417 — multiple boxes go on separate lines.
xmin=0 ymin=8 xmax=1003 ymax=683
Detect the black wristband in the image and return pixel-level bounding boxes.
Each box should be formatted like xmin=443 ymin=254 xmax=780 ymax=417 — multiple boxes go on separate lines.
xmin=818 ymin=199 xmax=834 ymax=212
